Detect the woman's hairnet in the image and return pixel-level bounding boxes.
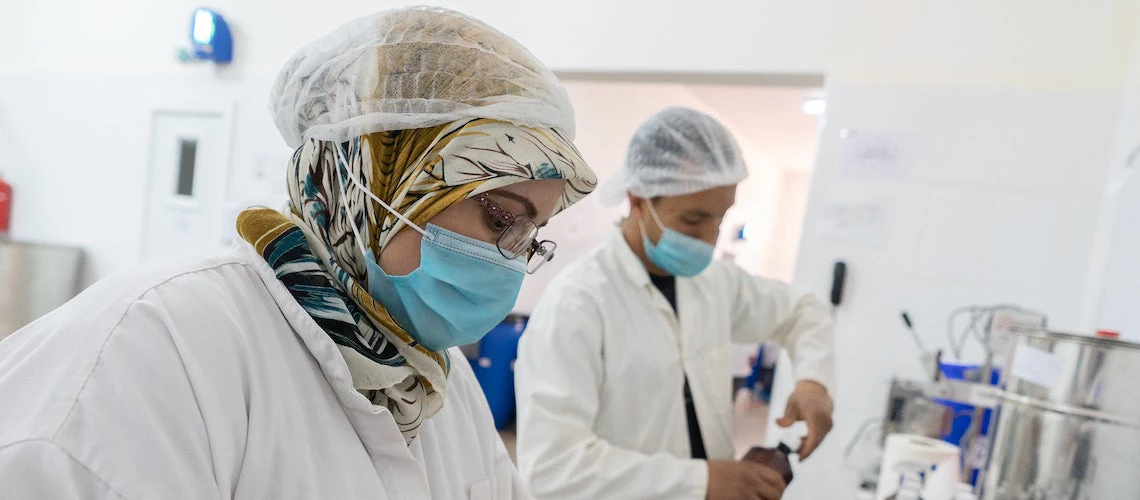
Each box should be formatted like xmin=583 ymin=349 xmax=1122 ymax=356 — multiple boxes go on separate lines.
xmin=600 ymin=107 xmax=748 ymax=205
xmin=271 ymin=6 xmax=575 ymax=149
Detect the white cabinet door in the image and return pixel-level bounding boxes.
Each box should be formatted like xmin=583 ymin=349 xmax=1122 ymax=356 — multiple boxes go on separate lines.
xmin=142 ymin=111 xmax=228 ymax=262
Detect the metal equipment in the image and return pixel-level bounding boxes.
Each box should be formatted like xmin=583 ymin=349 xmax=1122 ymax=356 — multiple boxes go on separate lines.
xmin=983 ymin=329 xmax=1140 ymax=500
xmin=883 ymin=379 xmax=951 ymax=442
xmin=0 ymin=239 xmax=84 ymax=339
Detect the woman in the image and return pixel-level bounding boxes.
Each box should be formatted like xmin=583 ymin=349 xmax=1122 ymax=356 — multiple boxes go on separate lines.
xmin=0 ymin=7 xmax=595 ymax=499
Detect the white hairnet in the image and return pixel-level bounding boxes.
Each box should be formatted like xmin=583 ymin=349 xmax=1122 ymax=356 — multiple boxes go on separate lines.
xmin=600 ymin=107 xmax=748 ymax=204
xmin=271 ymin=6 xmax=575 ymax=149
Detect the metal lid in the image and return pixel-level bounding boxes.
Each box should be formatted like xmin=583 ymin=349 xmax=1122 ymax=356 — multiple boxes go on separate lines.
xmin=1010 ymin=326 xmax=1140 ymax=350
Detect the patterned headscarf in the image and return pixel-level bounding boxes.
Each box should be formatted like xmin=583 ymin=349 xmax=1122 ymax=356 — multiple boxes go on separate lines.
xmin=237 ymin=118 xmax=595 ymax=442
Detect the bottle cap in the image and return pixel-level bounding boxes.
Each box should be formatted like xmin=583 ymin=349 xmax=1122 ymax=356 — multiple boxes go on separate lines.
xmin=1096 ymin=329 xmax=1120 ymax=339
xmin=777 ymin=442 xmax=794 ymax=455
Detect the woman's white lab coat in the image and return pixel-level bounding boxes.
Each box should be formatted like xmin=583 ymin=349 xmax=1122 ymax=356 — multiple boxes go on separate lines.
xmin=0 ymin=242 xmax=525 ymax=499
xmin=514 ymin=231 xmax=835 ymax=499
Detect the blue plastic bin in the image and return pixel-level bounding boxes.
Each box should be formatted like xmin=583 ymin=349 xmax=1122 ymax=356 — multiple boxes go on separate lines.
xmin=466 ymin=315 xmax=528 ymax=430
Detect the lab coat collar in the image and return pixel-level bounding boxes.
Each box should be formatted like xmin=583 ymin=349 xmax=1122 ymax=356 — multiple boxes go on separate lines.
xmin=231 ymin=239 xmax=431 ymax=494
xmin=233 ymin=240 xmax=363 ymax=405
xmin=606 ymin=228 xmax=653 ymax=289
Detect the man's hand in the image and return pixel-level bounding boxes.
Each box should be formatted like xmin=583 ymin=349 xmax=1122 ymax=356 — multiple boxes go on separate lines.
xmin=707 ymin=460 xmax=787 ymax=500
xmin=776 ymin=380 xmax=834 ymax=459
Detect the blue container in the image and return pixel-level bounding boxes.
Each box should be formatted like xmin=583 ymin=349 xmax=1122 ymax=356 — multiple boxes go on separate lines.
xmin=743 ymin=345 xmax=776 ymax=402
xmin=935 ymin=362 xmax=1000 ymax=485
xmin=467 ymin=315 xmax=528 ymax=430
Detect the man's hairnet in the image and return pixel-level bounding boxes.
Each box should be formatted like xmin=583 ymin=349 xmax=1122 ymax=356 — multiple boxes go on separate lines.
xmin=601 ymin=107 xmax=747 ymax=204
xmin=271 ymin=6 xmax=575 ymax=148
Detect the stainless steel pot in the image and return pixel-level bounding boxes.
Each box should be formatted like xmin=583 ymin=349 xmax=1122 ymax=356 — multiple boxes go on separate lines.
xmin=0 ymin=240 xmax=84 ymax=339
xmin=983 ymin=329 xmax=1140 ymax=500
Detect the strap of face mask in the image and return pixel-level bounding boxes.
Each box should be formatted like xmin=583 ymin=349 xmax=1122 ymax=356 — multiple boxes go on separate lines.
xmin=637 ymin=218 xmax=654 ymax=245
xmin=332 ymin=143 xmax=435 ymax=247
xmin=644 ymin=198 xmax=667 ymax=230
xmin=330 ymin=144 xmax=375 ymax=260
xmin=637 ymin=198 xmax=664 ymax=243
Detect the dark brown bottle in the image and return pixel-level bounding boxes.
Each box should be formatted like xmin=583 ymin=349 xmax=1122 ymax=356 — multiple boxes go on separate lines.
xmin=741 ymin=442 xmax=794 ymax=484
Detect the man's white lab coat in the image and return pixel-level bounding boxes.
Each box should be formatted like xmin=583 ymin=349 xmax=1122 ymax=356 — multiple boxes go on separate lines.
xmin=514 ymin=231 xmax=835 ymax=499
xmin=0 ymin=241 xmax=525 ymax=499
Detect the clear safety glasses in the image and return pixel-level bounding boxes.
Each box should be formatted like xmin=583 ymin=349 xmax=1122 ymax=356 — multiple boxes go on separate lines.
xmin=474 ymin=194 xmax=556 ymax=274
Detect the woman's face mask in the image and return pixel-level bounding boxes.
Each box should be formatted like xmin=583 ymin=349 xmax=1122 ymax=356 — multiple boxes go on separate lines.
xmin=638 ymin=200 xmax=715 ymax=277
xmin=365 ymin=224 xmax=525 ymax=351
xmin=336 ymin=169 xmax=527 ymax=351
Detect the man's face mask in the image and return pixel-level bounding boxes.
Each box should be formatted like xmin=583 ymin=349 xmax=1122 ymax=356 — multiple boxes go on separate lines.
xmin=638 ymin=200 xmax=715 ymax=277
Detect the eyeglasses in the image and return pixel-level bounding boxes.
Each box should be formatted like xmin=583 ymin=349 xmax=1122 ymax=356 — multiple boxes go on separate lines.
xmin=474 ymin=194 xmax=557 ymax=274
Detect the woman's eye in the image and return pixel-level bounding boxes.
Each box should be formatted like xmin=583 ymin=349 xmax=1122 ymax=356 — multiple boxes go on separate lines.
xmin=682 ymin=218 xmax=702 ymax=226
xmin=490 ymin=218 xmax=508 ymax=231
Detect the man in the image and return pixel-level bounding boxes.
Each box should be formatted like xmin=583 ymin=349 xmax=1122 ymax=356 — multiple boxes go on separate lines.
xmin=514 ymin=107 xmax=836 ymax=499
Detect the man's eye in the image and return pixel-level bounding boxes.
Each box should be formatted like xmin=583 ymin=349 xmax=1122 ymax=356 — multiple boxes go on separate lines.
xmin=682 ymin=218 xmax=703 ymax=226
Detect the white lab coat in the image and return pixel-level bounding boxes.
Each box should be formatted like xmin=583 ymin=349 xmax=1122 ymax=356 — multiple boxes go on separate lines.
xmin=514 ymin=231 xmax=834 ymax=499
xmin=0 ymin=241 xmax=526 ymax=500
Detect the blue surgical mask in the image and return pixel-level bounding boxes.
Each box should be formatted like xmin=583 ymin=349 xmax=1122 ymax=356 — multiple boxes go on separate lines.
xmin=336 ymin=160 xmax=525 ymax=351
xmin=365 ymin=224 xmax=525 ymax=351
xmin=639 ymin=201 xmax=715 ymax=277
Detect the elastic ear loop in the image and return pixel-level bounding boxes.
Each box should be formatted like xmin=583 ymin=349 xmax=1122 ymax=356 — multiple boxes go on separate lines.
xmin=329 ymin=145 xmax=371 ymax=261
xmin=637 ymin=197 xmax=665 ymax=243
xmin=330 ymin=144 xmax=435 ymax=264
xmin=637 ymin=218 xmax=651 ymax=244
xmin=644 ymin=199 xmax=667 ymax=229
xmin=343 ymin=172 xmax=433 ymax=241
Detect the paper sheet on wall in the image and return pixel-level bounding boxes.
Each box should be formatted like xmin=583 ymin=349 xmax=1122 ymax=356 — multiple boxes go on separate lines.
xmin=987 ymin=308 xmax=1048 ymax=355
xmin=1010 ymin=343 xmax=1066 ymax=389
xmin=816 ymin=200 xmax=891 ymax=248
xmin=840 ymin=130 xmax=911 ymax=179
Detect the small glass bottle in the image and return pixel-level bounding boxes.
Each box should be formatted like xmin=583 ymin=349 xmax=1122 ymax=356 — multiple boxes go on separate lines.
xmin=741 ymin=442 xmax=795 ymax=484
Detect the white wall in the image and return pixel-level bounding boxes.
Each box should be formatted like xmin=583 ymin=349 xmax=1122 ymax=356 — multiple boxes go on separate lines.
xmin=4 ymin=1 xmax=1140 ymax=499
xmin=1094 ymin=160 xmax=1140 ymax=340
xmin=5 ymin=1 xmax=1135 ymax=282
xmin=6 ymin=0 xmax=1139 ymax=87
xmin=0 ymin=73 xmax=290 ymax=282
xmin=1085 ymin=13 xmax=1140 ymax=342
xmin=763 ymin=171 xmax=812 ymax=283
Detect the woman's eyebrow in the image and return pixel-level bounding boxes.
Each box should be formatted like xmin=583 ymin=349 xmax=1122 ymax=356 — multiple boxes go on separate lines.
xmin=489 ymin=191 xmax=538 ymax=219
